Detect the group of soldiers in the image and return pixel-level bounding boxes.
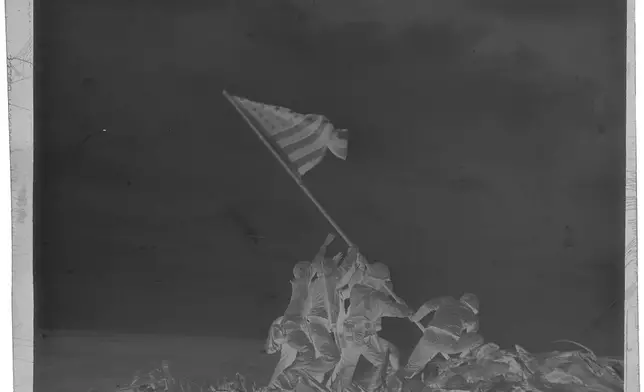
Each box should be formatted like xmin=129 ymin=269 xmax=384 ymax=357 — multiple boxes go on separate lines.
xmin=263 ymin=235 xmax=485 ymax=392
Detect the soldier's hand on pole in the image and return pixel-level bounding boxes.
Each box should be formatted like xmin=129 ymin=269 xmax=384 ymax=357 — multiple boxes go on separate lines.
xmin=355 ymin=252 xmax=367 ymax=270
xmin=346 ymin=246 xmax=359 ymax=262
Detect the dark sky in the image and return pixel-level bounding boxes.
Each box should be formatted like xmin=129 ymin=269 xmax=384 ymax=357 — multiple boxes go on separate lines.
xmin=36 ymin=0 xmax=625 ymax=356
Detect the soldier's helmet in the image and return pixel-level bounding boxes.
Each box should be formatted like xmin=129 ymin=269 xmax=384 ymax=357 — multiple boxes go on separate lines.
xmin=367 ymin=262 xmax=391 ymax=280
xmin=460 ymin=293 xmax=480 ymax=313
xmin=293 ymin=261 xmax=311 ymax=279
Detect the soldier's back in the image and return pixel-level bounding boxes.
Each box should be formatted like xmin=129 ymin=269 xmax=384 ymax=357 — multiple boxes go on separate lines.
xmin=428 ymin=297 xmax=477 ymax=337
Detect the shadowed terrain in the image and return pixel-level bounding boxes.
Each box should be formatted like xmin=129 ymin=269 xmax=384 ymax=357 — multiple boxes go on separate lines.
xmin=35 ymin=0 xmax=625 ymax=375
xmin=35 ymin=332 xmax=274 ymax=392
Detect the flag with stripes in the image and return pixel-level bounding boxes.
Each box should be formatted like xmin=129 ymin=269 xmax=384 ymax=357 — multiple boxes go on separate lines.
xmin=226 ymin=93 xmax=349 ymax=176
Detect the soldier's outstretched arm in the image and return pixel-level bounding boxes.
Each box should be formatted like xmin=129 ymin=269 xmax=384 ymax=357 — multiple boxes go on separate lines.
xmin=311 ymin=234 xmax=336 ymax=273
xmin=374 ymin=291 xmax=413 ymax=318
xmin=409 ymin=297 xmax=445 ymax=323
xmin=336 ymin=248 xmax=360 ymax=289
xmin=317 ymin=234 xmax=335 ymax=255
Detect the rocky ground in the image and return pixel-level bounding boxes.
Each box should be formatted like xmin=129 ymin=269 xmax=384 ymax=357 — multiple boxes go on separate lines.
xmin=34 ymin=331 xmax=623 ymax=392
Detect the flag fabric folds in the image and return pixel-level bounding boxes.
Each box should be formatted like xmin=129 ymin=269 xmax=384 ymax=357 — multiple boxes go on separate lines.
xmin=227 ymin=93 xmax=349 ymax=176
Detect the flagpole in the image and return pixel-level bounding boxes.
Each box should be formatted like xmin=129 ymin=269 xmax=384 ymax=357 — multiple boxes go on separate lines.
xmin=223 ymin=90 xmax=354 ymax=248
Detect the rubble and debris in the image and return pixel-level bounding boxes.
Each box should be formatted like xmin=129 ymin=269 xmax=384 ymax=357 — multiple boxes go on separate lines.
xmin=114 ymin=347 xmax=624 ymax=392
xmin=116 ymin=364 xmax=261 ymax=392
xmin=421 ymin=343 xmax=624 ymax=392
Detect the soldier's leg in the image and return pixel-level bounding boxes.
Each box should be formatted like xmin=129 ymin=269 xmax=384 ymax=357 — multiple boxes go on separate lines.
xmin=307 ymin=320 xmax=341 ymax=377
xmin=329 ymin=340 xmax=362 ymax=392
xmin=268 ymin=370 xmax=299 ymax=392
xmin=269 ymin=350 xmax=297 ymax=386
xmin=358 ymin=335 xmax=390 ymax=392
xmin=327 ymin=331 xmax=348 ymax=384
xmin=383 ymin=339 xmax=400 ymax=378
xmin=293 ymin=369 xmax=334 ymax=392
xmin=284 ymin=329 xmax=317 ymax=380
xmin=402 ymin=330 xmax=446 ymax=379
xmin=270 ymin=368 xmax=329 ymax=392
xmin=384 ymin=343 xmax=403 ymax=392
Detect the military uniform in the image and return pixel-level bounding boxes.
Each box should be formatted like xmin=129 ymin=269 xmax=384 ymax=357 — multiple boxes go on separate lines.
xmin=330 ymin=280 xmax=412 ymax=392
xmin=302 ymin=240 xmax=347 ymax=382
xmin=266 ymin=262 xmax=324 ymax=391
xmin=404 ymin=294 xmax=484 ymax=379
xmin=265 ymin=316 xmax=318 ymax=392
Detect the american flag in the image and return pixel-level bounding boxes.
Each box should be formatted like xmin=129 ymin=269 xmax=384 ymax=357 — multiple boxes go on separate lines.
xmin=226 ymin=93 xmax=349 ymax=176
